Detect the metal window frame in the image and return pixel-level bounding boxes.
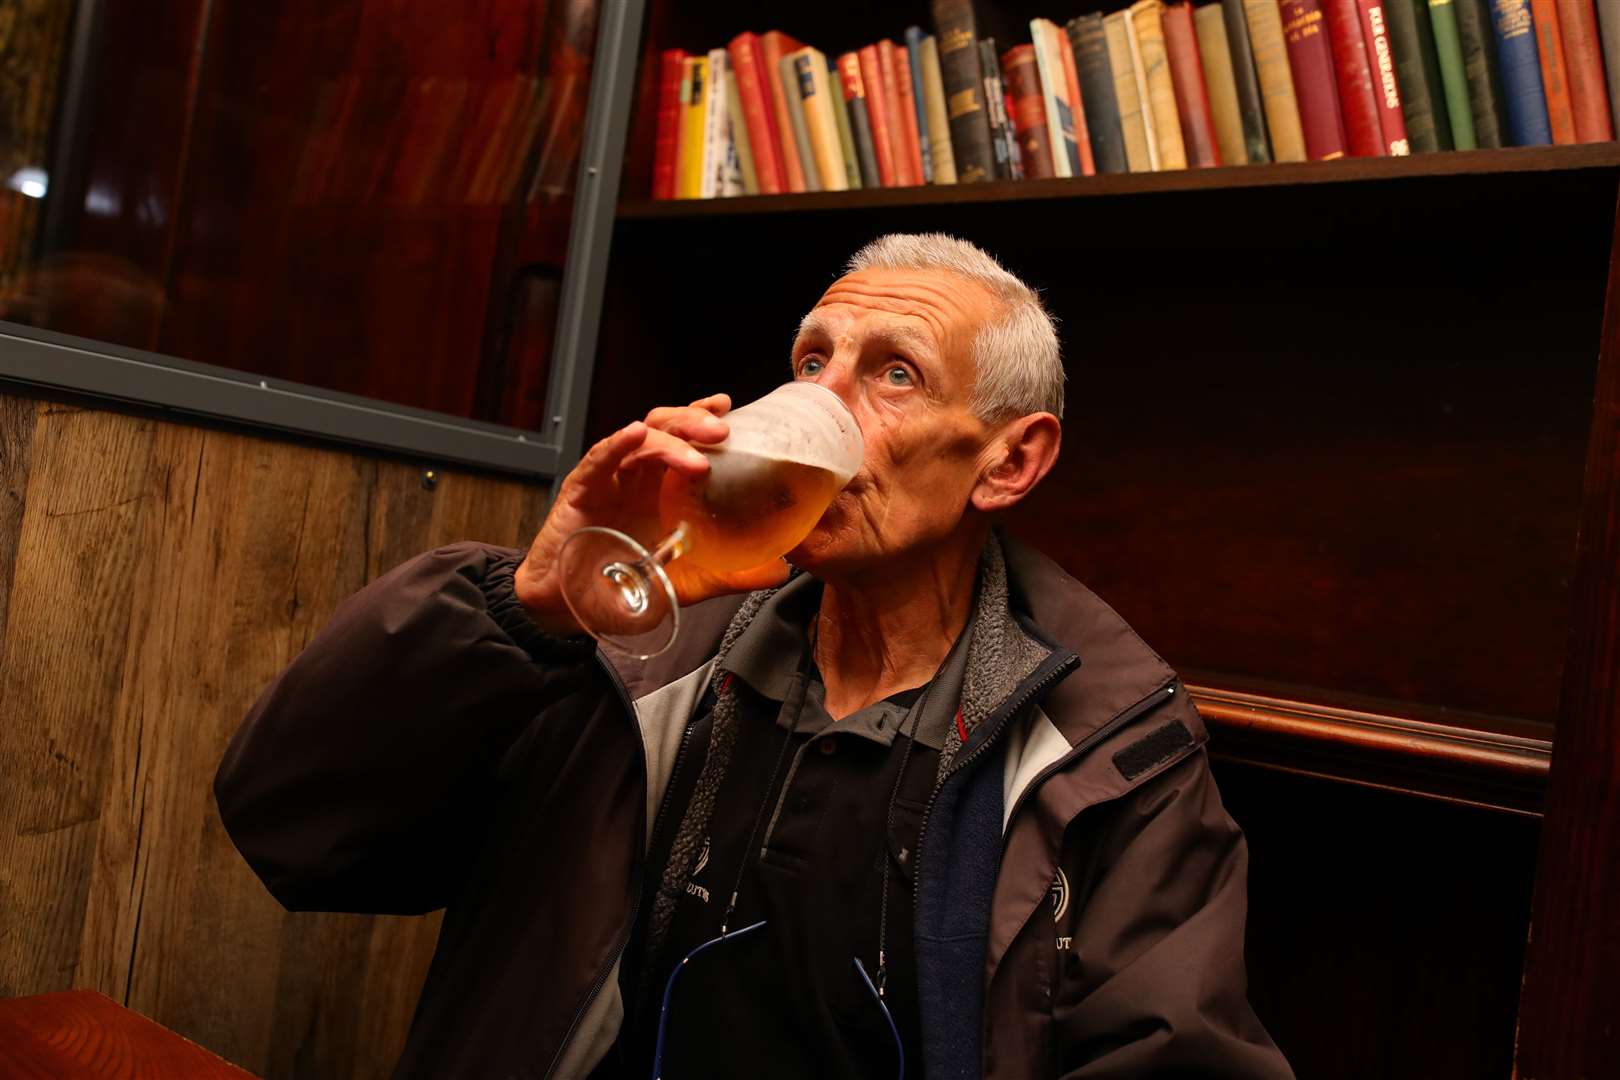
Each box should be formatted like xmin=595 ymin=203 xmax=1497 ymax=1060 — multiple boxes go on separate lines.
xmin=0 ymin=0 xmax=647 ymax=482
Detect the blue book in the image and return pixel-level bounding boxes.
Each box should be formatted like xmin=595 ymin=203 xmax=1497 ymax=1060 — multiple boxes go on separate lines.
xmin=904 ymin=27 xmax=935 ymax=183
xmin=1488 ymin=0 xmax=1551 ymax=146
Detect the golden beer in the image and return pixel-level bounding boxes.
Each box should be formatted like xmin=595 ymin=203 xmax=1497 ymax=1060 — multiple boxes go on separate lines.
xmin=658 ymin=451 xmax=844 ymax=573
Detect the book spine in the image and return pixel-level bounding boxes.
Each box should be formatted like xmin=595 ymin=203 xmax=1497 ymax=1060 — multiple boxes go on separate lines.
xmin=679 ymin=58 xmax=709 ymax=196
xmin=708 ymin=50 xmax=744 ymax=197
xmin=1245 ymin=0 xmax=1309 ymax=159
xmin=919 ymin=37 xmax=960 ymax=181
xmin=778 ymin=55 xmax=822 ymax=190
xmin=760 ymin=32 xmax=809 ymax=192
xmin=906 ymin=28 xmax=936 ymax=182
xmin=724 ymin=68 xmax=760 ymax=194
xmin=1032 ymin=21 xmax=1076 ymax=176
xmin=838 ymin=54 xmax=884 ymax=187
xmin=1558 ymin=0 xmax=1616 ymax=140
xmin=1490 ymin=0 xmax=1553 ymax=143
xmin=1531 ymin=0 xmax=1578 ymax=143
xmin=1221 ymin=0 xmax=1275 ymax=160
xmin=879 ymin=41 xmax=920 ymax=185
xmin=1133 ymin=0 xmax=1191 ymax=168
xmin=1323 ymin=0 xmax=1387 ymax=154
xmin=653 ymin=49 xmax=685 ymax=199
xmin=1384 ymin=0 xmax=1452 ymax=148
xmin=1595 ymin=0 xmax=1620 ymax=127
xmin=1281 ymin=0 xmax=1351 ymax=157
xmin=892 ymin=39 xmax=929 ymax=184
xmin=858 ymin=46 xmax=899 ymax=186
xmin=1164 ymin=2 xmax=1224 ymax=164
xmin=1194 ymin=4 xmax=1249 ymax=164
xmin=1105 ymin=12 xmax=1159 ymax=169
xmin=700 ymin=53 xmax=723 ymax=197
xmin=1126 ymin=5 xmax=1166 ymax=167
xmin=1428 ymin=0 xmax=1479 ymax=146
xmin=980 ymin=38 xmax=1018 ymax=178
xmin=1357 ymin=1 xmax=1413 ymax=152
xmin=728 ymin=34 xmax=786 ymax=193
xmin=827 ymin=58 xmax=864 ymax=188
xmin=1056 ymin=22 xmax=1098 ymax=174
xmin=1453 ymin=0 xmax=1508 ymax=146
xmin=1071 ymin=15 xmax=1130 ymax=173
xmin=801 ymin=51 xmax=849 ymax=191
xmin=930 ymin=0 xmax=997 ymax=181
xmin=1002 ymin=45 xmax=1057 ymax=177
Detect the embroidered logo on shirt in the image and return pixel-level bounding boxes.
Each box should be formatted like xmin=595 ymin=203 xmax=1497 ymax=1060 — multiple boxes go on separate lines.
xmin=686 ymin=837 xmax=711 ymax=903
xmin=1050 ymin=867 xmax=1070 ymax=921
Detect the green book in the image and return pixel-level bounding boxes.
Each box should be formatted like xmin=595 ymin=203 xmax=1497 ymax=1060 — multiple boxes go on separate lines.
xmin=777 ymin=55 xmax=821 ymax=191
xmin=723 ymin=68 xmax=759 ymax=195
xmin=827 ymin=58 xmax=863 ymax=189
xmin=1449 ymin=0 xmax=1505 ymax=149
xmin=1427 ymin=0 xmax=1476 ymax=149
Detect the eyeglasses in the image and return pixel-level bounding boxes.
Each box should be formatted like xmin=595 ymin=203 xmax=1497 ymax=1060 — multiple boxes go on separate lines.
xmin=648 ymin=919 xmax=904 ymax=1080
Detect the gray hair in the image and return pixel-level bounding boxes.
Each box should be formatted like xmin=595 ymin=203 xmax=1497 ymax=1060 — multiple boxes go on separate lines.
xmin=845 ymin=233 xmax=1064 ymax=421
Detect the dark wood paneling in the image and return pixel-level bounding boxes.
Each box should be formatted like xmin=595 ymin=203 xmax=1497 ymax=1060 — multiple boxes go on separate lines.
xmin=0 ymin=391 xmax=548 ymax=1078
xmin=1515 ymin=194 xmax=1620 ymax=1075
xmin=1217 ymin=761 xmax=1539 ymax=1080
xmin=595 ymin=164 xmax=1611 ymax=728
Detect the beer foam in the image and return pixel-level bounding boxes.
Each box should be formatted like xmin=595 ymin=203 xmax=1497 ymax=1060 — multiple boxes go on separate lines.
xmin=710 ymin=382 xmax=864 ymax=487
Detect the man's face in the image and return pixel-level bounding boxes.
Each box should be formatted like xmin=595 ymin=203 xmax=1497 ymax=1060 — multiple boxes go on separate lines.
xmin=787 ymin=267 xmax=1001 ymax=575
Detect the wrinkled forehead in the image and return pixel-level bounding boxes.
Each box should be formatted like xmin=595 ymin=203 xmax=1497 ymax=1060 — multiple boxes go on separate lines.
xmin=801 ymin=268 xmax=1000 ymax=369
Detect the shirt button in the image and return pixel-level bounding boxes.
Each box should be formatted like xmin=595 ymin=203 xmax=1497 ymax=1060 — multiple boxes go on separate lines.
xmin=818 ymin=738 xmax=838 ymax=755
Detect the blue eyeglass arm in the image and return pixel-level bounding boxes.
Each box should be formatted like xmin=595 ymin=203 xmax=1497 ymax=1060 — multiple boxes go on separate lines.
xmin=650 ymin=919 xmax=768 ymax=1080
xmin=853 ymin=957 xmax=905 ymax=1080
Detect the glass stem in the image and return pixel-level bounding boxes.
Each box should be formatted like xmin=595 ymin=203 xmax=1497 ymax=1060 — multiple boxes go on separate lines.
xmin=649 ymin=521 xmax=690 ymax=568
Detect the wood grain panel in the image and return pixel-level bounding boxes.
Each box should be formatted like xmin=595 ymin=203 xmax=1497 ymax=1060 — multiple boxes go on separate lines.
xmin=1514 ymin=189 xmax=1620 ymax=1076
xmin=0 ymin=391 xmax=548 ymax=1078
xmin=0 ymin=990 xmax=255 ymax=1078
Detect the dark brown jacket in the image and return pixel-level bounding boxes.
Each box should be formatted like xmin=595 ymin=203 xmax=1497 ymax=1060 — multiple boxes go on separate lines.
xmin=215 ymin=539 xmax=1292 ymax=1079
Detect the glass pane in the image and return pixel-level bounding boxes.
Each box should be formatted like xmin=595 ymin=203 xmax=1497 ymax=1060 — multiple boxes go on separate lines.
xmin=0 ymin=0 xmax=600 ymax=430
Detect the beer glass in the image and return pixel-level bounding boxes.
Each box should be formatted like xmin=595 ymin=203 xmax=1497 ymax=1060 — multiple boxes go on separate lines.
xmin=558 ymin=382 xmax=863 ymax=658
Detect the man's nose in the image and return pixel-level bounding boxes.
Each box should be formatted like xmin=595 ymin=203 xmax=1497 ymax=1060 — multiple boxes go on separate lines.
xmin=809 ymin=353 xmax=858 ymax=402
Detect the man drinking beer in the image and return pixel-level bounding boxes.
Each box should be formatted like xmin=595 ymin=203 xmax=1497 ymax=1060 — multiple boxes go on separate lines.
xmin=216 ymin=234 xmax=1293 ymax=1079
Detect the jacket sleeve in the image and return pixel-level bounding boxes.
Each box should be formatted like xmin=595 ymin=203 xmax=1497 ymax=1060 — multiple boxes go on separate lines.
xmin=214 ymin=541 xmax=600 ymax=916
xmin=1053 ymin=750 xmax=1295 ymax=1079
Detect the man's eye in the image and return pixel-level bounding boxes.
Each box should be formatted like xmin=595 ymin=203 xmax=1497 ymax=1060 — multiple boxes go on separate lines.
xmin=884 ymin=366 xmax=912 ymax=386
xmin=799 ymin=357 xmax=825 ymax=377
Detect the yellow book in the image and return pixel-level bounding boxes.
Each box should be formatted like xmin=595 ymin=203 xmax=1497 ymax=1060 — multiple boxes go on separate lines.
xmin=677 ymin=57 xmax=708 ymax=198
xmin=1104 ymin=13 xmax=1156 ymax=172
xmin=1243 ymin=0 xmax=1306 ymax=162
xmin=1128 ymin=0 xmax=1188 ymax=170
xmin=789 ymin=47 xmax=849 ymax=192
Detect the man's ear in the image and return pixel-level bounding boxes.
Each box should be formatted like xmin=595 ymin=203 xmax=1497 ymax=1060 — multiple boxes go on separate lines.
xmin=970 ymin=412 xmax=1062 ymax=513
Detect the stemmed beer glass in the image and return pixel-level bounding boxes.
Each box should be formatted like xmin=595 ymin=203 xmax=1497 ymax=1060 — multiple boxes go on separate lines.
xmin=558 ymin=382 xmax=864 ymax=658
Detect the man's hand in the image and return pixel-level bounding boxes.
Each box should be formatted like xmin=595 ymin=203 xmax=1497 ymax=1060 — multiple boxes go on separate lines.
xmin=514 ymin=394 xmax=792 ymax=636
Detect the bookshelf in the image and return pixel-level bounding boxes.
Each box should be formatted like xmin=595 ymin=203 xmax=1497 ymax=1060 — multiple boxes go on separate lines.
xmin=577 ymin=1 xmax=1620 ymax=1074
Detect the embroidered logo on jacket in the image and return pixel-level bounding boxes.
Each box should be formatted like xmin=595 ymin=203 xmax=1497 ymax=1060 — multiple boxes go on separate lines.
xmin=686 ymin=837 xmax=711 ymax=903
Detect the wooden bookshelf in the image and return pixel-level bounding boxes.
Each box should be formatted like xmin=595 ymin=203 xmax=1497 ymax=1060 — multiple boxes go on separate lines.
xmin=595 ymin=3 xmax=1620 ymax=1075
xmin=619 ymin=143 xmax=1620 ymax=219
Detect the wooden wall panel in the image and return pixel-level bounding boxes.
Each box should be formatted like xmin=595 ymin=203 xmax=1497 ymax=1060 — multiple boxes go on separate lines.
xmin=0 ymin=392 xmax=548 ymax=1078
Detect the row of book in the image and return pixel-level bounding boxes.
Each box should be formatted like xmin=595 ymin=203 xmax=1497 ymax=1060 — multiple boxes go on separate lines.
xmin=651 ymin=0 xmax=1620 ymax=198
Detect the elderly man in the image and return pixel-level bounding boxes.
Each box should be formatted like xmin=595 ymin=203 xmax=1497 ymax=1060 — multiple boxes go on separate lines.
xmin=216 ymin=234 xmax=1292 ymax=1079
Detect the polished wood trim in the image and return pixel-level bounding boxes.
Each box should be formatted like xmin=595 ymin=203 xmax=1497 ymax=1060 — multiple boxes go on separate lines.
xmin=1192 ymin=684 xmax=1552 ymax=815
xmin=617 ymin=143 xmax=1620 ymax=219
xmin=1515 ymin=184 xmax=1620 ymax=1074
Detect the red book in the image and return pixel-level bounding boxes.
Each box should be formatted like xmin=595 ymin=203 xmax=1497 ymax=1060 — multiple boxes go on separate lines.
xmin=727 ymin=33 xmax=787 ymax=194
xmin=1320 ymin=0 xmax=1383 ymax=156
xmin=1558 ymin=0 xmax=1615 ymax=141
xmin=1535 ymin=0 xmax=1582 ymax=143
xmin=858 ymin=45 xmax=898 ymax=186
xmin=1000 ymin=44 xmax=1056 ymax=178
xmin=760 ymin=30 xmax=809 ymax=191
xmin=878 ymin=41 xmax=918 ymax=186
xmin=1281 ymin=0 xmax=1350 ymax=159
xmin=889 ymin=40 xmax=927 ymax=185
xmin=1355 ymin=0 xmax=1410 ymax=154
xmin=1161 ymin=2 xmax=1222 ymax=167
xmin=1053 ymin=24 xmax=1097 ymax=175
xmin=652 ymin=49 xmax=686 ymax=199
